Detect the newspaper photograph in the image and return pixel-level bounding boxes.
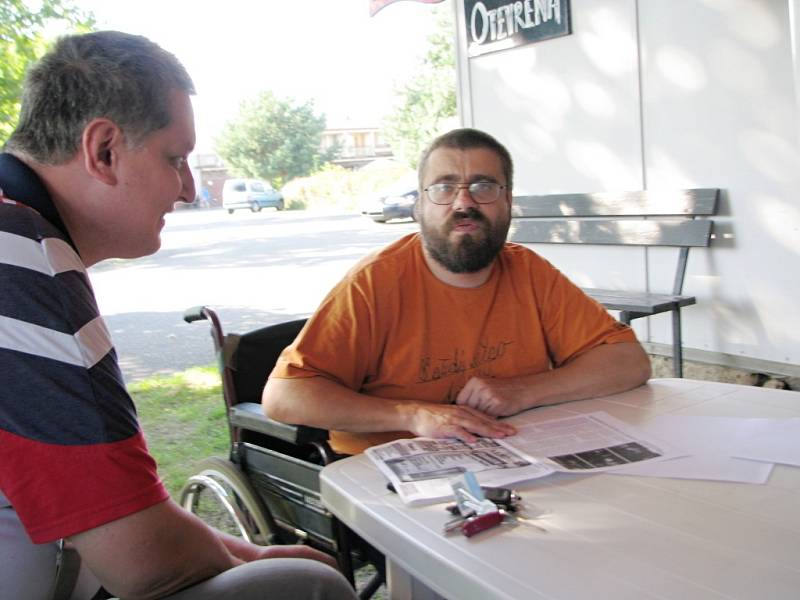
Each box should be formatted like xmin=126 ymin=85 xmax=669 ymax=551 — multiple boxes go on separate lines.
xmin=366 ymin=411 xmax=679 ymax=504
xmin=370 ymin=437 xmax=530 ymax=482
xmin=365 ymin=437 xmax=553 ymax=504
xmin=498 ymin=412 xmax=672 ymax=471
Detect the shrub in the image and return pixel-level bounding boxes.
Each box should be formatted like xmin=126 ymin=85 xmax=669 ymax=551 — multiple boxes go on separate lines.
xmin=281 ymin=160 xmax=414 ymax=212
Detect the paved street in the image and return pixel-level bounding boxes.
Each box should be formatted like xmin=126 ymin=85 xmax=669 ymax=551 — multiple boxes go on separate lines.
xmin=90 ymin=207 xmax=418 ymax=381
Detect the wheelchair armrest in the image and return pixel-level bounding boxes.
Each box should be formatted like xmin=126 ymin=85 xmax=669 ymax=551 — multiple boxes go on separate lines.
xmin=229 ymin=402 xmax=329 ymax=445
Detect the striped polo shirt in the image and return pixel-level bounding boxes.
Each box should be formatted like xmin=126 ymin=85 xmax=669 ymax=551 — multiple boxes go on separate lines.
xmin=0 ymin=153 xmax=167 ymax=543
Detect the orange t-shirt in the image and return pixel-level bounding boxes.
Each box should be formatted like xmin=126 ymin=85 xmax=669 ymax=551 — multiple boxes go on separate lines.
xmin=271 ymin=233 xmax=636 ymax=454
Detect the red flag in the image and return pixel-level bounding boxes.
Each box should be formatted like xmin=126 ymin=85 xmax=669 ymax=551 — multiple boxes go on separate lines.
xmin=369 ymin=0 xmax=445 ymax=17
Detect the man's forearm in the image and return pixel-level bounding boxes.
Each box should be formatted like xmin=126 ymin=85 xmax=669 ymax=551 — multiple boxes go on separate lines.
xmin=456 ymin=342 xmax=651 ymax=416
xmin=70 ymin=501 xmax=240 ymax=600
xmin=262 ymin=376 xmax=515 ymax=442
xmin=263 ymin=376 xmax=413 ymax=433
xmin=519 ymin=342 xmax=651 ymax=409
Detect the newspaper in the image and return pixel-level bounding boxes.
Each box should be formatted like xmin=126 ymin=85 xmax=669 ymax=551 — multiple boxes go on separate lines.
xmin=366 ymin=412 xmax=678 ymax=504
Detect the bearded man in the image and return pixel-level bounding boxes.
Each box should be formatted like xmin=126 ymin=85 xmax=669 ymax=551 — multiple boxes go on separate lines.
xmin=263 ymin=128 xmax=651 ymax=455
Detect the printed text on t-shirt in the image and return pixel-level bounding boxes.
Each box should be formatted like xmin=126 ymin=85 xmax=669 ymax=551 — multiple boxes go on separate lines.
xmin=416 ymin=339 xmax=514 ymax=383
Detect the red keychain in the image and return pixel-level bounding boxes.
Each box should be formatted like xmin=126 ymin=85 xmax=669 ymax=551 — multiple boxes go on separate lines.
xmin=461 ymin=510 xmax=504 ymax=537
xmin=444 ymin=473 xmax=507 ymax=537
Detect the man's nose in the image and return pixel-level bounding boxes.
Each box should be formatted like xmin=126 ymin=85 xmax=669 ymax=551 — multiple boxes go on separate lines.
xmin=451 ymin=185 xmax=479 ymax=211
xmin=179 ymin=163 xmax=196 ymax=204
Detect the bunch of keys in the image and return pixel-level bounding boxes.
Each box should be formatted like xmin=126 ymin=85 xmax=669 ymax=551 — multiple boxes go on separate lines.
xmin=446 ymin=486 xmax=522 ymax=515
xmin=443 ymin=473 xmax=520 ymax=537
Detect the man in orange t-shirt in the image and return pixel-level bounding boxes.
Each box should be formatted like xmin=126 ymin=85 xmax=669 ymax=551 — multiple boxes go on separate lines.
xmin=264 ymin=128 xmax=651 ymax=455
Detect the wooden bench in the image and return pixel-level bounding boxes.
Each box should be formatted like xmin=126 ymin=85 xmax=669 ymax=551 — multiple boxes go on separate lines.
xmin=509 ymin=188 xmax=719 ymax=377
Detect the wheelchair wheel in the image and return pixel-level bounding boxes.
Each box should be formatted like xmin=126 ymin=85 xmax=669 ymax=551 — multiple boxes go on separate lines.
xmin=179 ymin=456 xmax=275 ymax=546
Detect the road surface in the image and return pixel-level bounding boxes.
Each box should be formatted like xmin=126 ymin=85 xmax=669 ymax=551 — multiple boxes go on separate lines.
xmin=90 ymin=208 xmax=418 ymax=381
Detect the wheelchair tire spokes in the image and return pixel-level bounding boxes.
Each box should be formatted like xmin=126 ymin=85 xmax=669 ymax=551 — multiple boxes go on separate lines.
xmin=179 ymin=456 xmax=274 ymax=545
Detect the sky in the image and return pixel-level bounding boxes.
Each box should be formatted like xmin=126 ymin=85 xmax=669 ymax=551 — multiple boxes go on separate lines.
xmin=74 ymin=0 xmax=446 ymax=154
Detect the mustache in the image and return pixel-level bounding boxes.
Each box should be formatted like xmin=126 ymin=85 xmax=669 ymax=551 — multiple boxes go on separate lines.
xmin=449 ymin=207 xmax=489 ymax=227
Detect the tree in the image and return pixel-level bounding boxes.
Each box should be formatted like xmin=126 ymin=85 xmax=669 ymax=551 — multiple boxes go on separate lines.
xmin=216 ymin=91 xmax=333 ymax=187
xmin=383 ymin=4 xmax=457 ymax=168
xmin=0 ymin=0 xmax=94 ymax=146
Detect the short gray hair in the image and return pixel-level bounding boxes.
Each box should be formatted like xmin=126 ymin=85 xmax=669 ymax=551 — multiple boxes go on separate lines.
xmin=5 ymin=30 xmax=195 ymax=164
xmin=417 ymin=128 xmax=514 ymax=191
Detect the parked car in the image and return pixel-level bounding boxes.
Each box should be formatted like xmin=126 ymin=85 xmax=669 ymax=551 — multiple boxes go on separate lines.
xmin=222 ymin=178 xmax=284 ymax=213
xmin=361 ymin=181 xmax=418 ymax=223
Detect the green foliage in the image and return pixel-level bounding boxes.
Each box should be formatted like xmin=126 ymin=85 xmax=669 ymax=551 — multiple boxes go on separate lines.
xmin=0 ymin=0 xmax=94 ymax=146
xmin=216 ymin=91 xmax=331 ymax=188
xmin=281 ymin=160 xmax=413 ymax=212
xmin=130 ymin=367 xmax=228 ymax=497
xmin=280 ymin=163 xmax=352 ymax=211
xmin=383 ymin=4 xmax=457 ymax=168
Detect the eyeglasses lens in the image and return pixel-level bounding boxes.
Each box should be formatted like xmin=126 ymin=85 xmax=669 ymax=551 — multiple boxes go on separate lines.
xmin=427 ymin=183 xmax=502 ymax=204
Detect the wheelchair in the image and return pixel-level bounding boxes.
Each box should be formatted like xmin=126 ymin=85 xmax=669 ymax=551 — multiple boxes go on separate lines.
xmin=178 ymin=306 xmax=385 ymax=599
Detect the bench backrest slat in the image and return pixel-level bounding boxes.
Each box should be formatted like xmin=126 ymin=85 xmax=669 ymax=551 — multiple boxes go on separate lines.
xmin=508 ymin=188 xmax=718 ymax=296
xmin=510 ymin=219 xmax=713 ymax=247
xmin=511 ymin=188 xmax=719 ymax=218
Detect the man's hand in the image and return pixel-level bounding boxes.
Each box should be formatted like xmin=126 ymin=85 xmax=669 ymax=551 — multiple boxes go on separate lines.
xmin=405 ymin=401 xmax=516 ymax=442
xmin=251 ymin=544 xmax=339 ymax=571
xmin=455 ymin=376 xmax=525 ymax=417
xmin=218 ymin=532 xmax=338 ymax=571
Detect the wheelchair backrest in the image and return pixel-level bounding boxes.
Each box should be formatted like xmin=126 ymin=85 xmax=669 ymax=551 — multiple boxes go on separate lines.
xmin=224 ymin=319 xmax=307 ymax=406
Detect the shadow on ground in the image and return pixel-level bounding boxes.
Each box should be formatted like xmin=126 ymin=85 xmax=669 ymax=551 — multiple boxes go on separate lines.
xmin=109 ymin=307 xmax=309 ymax=382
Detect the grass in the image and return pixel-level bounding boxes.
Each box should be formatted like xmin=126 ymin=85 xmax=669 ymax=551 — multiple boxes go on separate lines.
xmin=129 ymin=366 xmax=229 ymax=497
xmin=130 ymin=366 xmax=387 ymax=598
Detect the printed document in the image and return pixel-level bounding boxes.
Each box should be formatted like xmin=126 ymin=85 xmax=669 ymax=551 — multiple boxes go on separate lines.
xmin=366 ymin=412 xmax=677 ymax=504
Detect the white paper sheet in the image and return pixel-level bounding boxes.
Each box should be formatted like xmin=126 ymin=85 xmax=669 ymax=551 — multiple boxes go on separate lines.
xmin=733 ymin=417 xmax=800 ymax=466
xmin=608 ymin=415 xmax=777 ymax=483
xmin=611 ymin=454 xmax=773 ymax=483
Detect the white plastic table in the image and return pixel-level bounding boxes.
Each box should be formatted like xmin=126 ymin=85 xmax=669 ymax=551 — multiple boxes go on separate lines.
xmin=320 ymin=379 xmax=800 ymax=600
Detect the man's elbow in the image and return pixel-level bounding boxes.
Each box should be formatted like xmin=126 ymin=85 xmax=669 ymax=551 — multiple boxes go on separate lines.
xmin=262 ymin=377 xmax=292 ymax=423
xmin=631 ymin=343 xmax=652 ymax=385
xmin=261 ymin=378 xmax=282 ymax=420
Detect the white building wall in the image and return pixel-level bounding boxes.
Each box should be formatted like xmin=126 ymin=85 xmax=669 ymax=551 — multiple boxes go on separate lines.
xmin=456 ymin=0 xmax=800 ymax=373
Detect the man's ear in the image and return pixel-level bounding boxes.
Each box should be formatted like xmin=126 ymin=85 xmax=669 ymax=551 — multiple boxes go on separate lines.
xmin=81 ymin=118 xmax=124 ymax=185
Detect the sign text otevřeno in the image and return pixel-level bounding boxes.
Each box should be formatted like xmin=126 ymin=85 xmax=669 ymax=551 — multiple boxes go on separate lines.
xmin=465 ymin=0 xmax=571 ymax=57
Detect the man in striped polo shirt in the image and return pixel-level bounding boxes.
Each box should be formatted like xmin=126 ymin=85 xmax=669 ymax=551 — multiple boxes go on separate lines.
xmin=0 ymin=31 xmax=356 ymax=600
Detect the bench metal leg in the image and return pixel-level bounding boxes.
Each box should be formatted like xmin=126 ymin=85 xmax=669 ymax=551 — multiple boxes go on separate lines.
xmin=672 ymin=309 xmax=683 ymax=378
xmin=620 ymin=310 xmax=684 ymax=378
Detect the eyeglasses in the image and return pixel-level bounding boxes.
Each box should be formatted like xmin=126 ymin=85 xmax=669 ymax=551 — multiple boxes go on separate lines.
xmin=423 ymin=182 xmax=507 ymax=205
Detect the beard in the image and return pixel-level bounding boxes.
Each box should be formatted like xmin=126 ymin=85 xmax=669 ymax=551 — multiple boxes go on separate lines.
xmin=420 ymin=207 xmax=510 ymax=273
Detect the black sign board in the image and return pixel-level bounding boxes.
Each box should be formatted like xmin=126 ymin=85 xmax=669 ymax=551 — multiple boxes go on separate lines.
xmin=464 ymin=0 xmax=571 ymax=57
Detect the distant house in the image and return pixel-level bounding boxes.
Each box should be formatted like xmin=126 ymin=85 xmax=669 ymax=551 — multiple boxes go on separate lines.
xmin=190 ymin=124 xmax=394 ymax=197
xmin=321 ymin=126 xmax=393 ymax=169
xmin=190 ymin=153 xmax=228 ymax=205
